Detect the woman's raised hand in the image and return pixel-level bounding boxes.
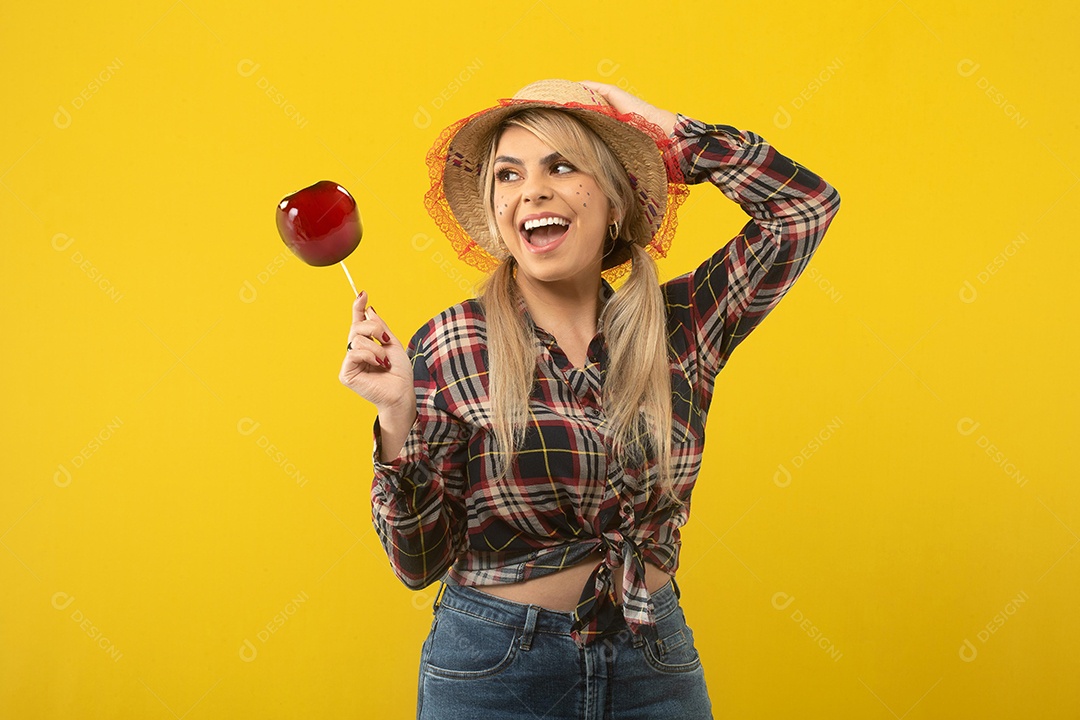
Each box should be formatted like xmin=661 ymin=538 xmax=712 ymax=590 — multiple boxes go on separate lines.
xmin=579 ymin=81 xmax=678 ymax=137
xmin=338 ymin=291 xmax=414 ymax=417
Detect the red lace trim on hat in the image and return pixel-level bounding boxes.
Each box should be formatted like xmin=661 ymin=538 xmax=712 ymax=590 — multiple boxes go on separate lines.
xmin=423 ymin=98 xmax=689 ymax=285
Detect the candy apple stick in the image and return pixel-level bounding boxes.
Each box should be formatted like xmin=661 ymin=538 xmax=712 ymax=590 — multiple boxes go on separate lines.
xmin=340 ymin=261 xmax=359 ymax=296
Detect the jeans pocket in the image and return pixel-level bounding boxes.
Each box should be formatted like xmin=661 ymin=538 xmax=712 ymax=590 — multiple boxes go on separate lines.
xmin=641 ymin=606 xmax=703 ymax=674
xmin=423 ymin=607 xmax=520 ymax=680
xmin=417 ymin=614 xmax=439 ymax=716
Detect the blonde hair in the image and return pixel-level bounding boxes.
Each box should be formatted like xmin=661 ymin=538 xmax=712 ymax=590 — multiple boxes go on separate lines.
xmin=475 ymin=108 xmax=677 ymax=499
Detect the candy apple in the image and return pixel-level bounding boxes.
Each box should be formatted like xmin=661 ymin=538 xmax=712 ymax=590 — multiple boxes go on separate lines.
xmin=275 ymin=181 xmax=362 ymax=266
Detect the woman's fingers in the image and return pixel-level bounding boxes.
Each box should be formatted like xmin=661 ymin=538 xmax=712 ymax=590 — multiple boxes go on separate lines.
xmin=365 ymin=306 xmax=402 ymax=348
xmin=347 ymin=291 xmax=394 ymax=346
xmin=346 ymin=334 xmax=391 ymax=368
xmin=339 ymin=294 xmax=414 ymax=410
xmin=579 ymin=80 xmax=677 ymax=137
xmin=347 ymin=311 xmax=396 ymax=348
xmin=580 ymin=80 xmax=639 ymax=111
xmin=343 ymin=293 xmax=405 ymax=375
xmin=353 ymin=289 xmax=370 ymax=321
xmin=580 ymin=80 xmax=616 ymax=96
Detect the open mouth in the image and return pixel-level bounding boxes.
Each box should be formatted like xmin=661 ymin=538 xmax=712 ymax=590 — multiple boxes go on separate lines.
xmin=520 ymin=215 xmax=570 ymax=249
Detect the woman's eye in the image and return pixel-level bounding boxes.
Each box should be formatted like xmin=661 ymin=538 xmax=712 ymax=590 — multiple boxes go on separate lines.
xmin=553 ymin=161 xmax=576 ymax=174
xmin=495 ymin=168 xmax=520 ymax=182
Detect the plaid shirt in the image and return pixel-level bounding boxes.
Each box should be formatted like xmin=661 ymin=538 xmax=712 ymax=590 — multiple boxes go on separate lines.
xmin=371 ymin=114 xmax=841 ymax=645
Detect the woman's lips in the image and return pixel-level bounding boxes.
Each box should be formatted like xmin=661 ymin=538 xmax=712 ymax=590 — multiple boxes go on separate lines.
xmin=520 ymin=224 xmax=569 ymax=254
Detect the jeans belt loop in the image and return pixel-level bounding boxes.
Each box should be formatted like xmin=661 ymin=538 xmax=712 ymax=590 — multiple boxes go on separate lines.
xmin=520 ymin=605 xmax=540 ymax=651
xmin=432 ymin=581 xmax=447 ymax=612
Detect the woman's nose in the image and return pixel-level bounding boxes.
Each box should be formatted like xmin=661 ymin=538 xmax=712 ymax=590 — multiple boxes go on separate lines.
xmin=521 ymin=173 xmax=552 ymax=202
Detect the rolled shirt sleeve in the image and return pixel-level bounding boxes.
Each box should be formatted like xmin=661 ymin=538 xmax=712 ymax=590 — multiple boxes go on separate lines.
xmin=370 ymin=327 xmax=470 ymax=590
xmin=666 ymin=114 xmax=842 ymax=376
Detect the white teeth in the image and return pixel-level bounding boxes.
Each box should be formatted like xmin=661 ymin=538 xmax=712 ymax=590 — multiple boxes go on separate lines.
xmin=523 ymin=216 xmax=570 ymax=232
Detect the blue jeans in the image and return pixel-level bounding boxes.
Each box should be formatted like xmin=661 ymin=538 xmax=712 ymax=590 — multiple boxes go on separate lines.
xmin=417 ymin=577 xmax=713 ymax=719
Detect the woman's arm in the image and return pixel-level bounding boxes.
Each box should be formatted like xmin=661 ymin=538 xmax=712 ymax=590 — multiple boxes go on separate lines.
xmin=669 ymin=115 xmax=841 ymax=376
xmin=369 ymin=324 xmax=471 ymax=590
xmin=575 ymin=81 xmax=841 ymax=376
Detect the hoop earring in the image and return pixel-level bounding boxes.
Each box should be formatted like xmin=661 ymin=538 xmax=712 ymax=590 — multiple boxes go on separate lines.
xmin=608 ymin=220 xmax=620 ymax=241
xmin=603 ymin=236 xmax=616 ymax=258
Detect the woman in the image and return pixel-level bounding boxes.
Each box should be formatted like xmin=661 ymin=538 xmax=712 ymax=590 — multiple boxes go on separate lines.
xmin=340 ymin=79 xmax=840 ymax=719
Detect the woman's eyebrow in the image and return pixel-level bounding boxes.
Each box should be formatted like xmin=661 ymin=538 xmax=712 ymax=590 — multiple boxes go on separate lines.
xmin=494 ymin=152 xmax=564 ymax=166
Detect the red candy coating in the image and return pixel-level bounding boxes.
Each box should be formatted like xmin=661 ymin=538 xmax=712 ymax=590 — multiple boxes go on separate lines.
xmin=275 ymin=181 xmax=362 ymax=266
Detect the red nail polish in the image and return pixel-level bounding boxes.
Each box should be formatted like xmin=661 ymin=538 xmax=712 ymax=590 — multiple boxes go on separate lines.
xmin=382 ymin=332 xmax=390 ymax=343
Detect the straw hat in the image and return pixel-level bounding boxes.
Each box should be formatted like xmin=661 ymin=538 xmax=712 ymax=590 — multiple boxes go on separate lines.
xmin=424 ymin=79 xmax=688 ymax=282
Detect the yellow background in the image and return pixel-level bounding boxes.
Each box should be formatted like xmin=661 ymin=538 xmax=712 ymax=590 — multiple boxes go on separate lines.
xmin=3 ymin=1 xmax=1077 ymax=718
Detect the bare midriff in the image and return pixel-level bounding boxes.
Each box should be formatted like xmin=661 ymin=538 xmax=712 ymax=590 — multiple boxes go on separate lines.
xmin=474 ymin=548 xmax=674 ymax=613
